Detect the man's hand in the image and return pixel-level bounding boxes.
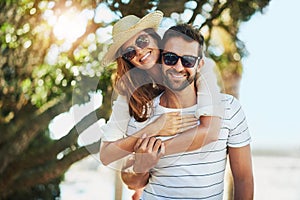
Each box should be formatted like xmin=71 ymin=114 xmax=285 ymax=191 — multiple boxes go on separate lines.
xmin=121 ymin=136 xmax=165 ymax=190
xmin=133 ymin=136 xmax=165 ymax=173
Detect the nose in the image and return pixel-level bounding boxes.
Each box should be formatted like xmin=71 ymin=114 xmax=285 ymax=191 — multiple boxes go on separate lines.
xmin=173 ymin=59 xmax=185 ymax=72
xmin=135 ymin=46 xmax=143 ymax=55
xmin=134 ymin=46 xmax=143 ymax=58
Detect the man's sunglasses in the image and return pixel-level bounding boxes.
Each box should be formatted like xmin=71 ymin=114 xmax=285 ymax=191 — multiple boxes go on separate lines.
xmin=122 ymin=34 xmax=150 ymax=61
xmin=162 ymin=52 xmax=201 ymax=68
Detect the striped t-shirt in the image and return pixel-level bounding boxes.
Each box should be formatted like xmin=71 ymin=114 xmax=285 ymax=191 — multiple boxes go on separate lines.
xmin=127 ymin=94 xmax=251 ymax=200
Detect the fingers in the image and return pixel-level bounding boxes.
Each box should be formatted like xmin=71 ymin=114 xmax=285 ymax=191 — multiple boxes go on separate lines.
xmin=138 ymin=137 xmax=150 ymax=152
xmin=164 ymin=112 xmax=197 ymax=122
xmin=176 ymin=114 xmax=198 ymax=131
xmin=134 ymin=134 xmax=147 ymax=151
xmin=178 ymin=114 xmax=198 ymax=123
xmin=135 ymin=136 xmax=163 ymax=155
xmin=147 ymin=137 xmax=157 ymax=151
xmin=133 ymin=138 xmax=163 ymax=173
xmin=153 ymin=138 xmax=162 ymax=152
xmin=169 ymin=114 xmax=198 ymax=127
xmin=164 ymin=112 xmax=181 ymax=117
xmin=180 ymin=120 xmax=199 ymax=129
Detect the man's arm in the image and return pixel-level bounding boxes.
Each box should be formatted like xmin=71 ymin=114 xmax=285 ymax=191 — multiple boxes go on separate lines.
xmin=228 ymin=144 xmax=254 ymax=200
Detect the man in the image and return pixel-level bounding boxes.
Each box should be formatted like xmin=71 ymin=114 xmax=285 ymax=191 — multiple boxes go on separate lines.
xmin=122 ymin=24 xmax=254 ymax=200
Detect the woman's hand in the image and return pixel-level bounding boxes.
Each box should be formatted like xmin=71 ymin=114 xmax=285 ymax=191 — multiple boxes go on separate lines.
xmin=150 ymin=112 xmax=198 ymax=137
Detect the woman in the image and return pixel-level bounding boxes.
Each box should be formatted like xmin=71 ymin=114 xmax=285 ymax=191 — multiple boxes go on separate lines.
xmin=100 ymin=10 xmax=223 ymax=166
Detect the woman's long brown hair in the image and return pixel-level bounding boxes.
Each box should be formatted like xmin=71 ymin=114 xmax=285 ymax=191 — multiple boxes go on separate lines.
xmin=114 ymin=28 xmax=163 ymax=122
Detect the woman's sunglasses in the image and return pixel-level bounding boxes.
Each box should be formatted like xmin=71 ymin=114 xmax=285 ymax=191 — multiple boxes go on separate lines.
xmin=122 ymin=34 xmax=150 ymax=61
xmin=162 ymin=52 xmax=201 ymax=68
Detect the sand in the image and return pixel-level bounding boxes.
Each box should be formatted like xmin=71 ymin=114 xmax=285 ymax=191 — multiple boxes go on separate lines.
xmin=60 ymin=154 xmax=300 ymax=200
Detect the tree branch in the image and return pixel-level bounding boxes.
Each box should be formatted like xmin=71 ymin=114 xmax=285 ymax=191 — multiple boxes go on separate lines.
xmin=187 ymin=0 xmax=205 ymax=24
xmin=0 ymin=141 xmax=100 ymax=198
xmin=200 ymin=0 xmax=234 ymax=29
xmin=0 ymin=97 xmax=71 ymax=174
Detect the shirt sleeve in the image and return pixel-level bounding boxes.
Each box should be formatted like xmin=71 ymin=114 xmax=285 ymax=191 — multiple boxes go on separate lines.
xmin=227 ymin=96 xmax=251 ymax=148
xmin=100 ymin=95 xmax=130 ymax=142
xmin=195 ymin=56 xmax=224 ymax=118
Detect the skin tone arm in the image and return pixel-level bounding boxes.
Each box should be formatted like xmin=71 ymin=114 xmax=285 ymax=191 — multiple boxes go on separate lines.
xmin=121 ymin=137 xmax=165 ymax=190
xmin=121 ymin=116 xmax=220 ymax=190
xmin=101 ymin=112 xmax=220 ymax=166
xmin=228 ymin=144 xmax=254 ymax=200
xmin=100 ymin=112 xmax=198 ymax=165
xmin=100 ymin=58 xmax=222 ymax=165
xmin=123 ymin=140 xmax=253 ymax=197
xmin=163 ymin=115 xmax=220 ymax=155
xmin=129 ymin=115 xmax=220 ymax=156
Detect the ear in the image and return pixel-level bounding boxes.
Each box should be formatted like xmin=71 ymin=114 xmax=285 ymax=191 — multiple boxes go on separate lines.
xmin=196 ymin=58 xmax=204 ymax=72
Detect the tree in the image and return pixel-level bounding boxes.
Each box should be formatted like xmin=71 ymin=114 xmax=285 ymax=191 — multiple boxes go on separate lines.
xmin=0 ymin=0 xmax=270 ymax=199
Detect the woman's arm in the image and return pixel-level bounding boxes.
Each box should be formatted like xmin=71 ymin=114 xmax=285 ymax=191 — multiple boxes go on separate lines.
xmin=121 ymin=116 xmax=220 ymax=191
xmin=101 ymin=62 xmax=223 ymax=165
xmin=195 ymin=56 xmax=223 ymax=118
xmin=100 ymin=95 xmax=130 ymax=142
xmin=163 ymin=115 xmax=220 ymax=155
xmin=100 ymin=107 xmax=198 ymax=165
xmin=173 ymin=56 xmax=222 ymax=155
xmin=100 ymin=99 xmax=219 ymax=165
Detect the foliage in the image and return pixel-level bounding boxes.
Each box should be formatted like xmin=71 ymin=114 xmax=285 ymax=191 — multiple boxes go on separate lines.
xmin=0 ymin=0 xmax=270 ymax=198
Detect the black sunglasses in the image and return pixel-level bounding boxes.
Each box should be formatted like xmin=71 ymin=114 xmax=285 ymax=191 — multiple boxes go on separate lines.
xmin=122 ymin=34 xmax=150 ymax=61
xmin=162 ymin=52 xmax=201 ymax=68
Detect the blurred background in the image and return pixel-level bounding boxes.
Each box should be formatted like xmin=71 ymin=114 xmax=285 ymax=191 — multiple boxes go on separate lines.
xmin=1 ymin=0 xmax=299 ymax=199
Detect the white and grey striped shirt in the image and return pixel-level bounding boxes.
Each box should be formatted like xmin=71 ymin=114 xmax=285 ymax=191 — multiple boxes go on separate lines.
xmin=127 ymin=94 xmax=251 ymax=200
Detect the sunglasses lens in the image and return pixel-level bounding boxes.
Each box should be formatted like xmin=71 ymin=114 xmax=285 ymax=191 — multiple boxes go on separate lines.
xmin=136 ymin=34 xmax=150 ymax=49
xmin=122 ymin=47 xmax=136 ymax=61
xmin=181 ymin=56 xmax=197 ymax=68
xmin=163 ymin=52 xmax=198 ymax=68
xmin=163 ymin=52 xmax=179 ymax=66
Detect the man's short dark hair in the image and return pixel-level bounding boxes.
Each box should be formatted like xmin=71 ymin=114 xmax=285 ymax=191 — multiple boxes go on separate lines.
xmin=162 ymin=24 xmax=204 ymax=58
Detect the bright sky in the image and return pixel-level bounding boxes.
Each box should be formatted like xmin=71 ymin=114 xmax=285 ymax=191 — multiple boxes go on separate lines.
xmin=239 ymin=0 xmax=300 ymax=150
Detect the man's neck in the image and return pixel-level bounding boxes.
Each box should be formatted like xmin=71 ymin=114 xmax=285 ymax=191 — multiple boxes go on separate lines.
xmin=160 ymin=85 xmax=197 ymax=109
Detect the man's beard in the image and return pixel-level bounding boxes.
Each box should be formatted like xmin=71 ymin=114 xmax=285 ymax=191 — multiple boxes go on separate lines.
xmin=163 ymin=68 xmax=195 ymax=91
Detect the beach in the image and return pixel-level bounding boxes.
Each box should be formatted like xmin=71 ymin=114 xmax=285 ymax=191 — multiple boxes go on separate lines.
xmin=252 ymin=154 xmax=300 ymax=199
xmin=60 ymin=153 xmax=300 ymax=200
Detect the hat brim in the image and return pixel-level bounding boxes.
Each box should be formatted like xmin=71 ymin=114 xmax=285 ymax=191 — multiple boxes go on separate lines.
xmin=102 ymin=11 xmax=163 ymax=65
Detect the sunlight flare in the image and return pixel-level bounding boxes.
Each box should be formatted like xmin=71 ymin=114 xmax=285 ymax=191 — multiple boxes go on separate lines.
xmin=53 ymin=8 xmax=88 ymax=42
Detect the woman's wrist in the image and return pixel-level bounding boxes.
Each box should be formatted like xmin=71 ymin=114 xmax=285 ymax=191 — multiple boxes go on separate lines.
xmin=143 ymin=123 xmax=157 ymax=137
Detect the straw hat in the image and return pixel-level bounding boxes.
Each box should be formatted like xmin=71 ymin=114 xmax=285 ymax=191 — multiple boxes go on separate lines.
xmin=102 ymin=10 xmax=163 ymax=65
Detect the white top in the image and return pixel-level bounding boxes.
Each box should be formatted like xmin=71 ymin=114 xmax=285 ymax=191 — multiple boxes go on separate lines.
xmin=101 ymin=57 xmax=223 ymax=142
xmin=127 ymin=94 xmax=251 ymax=200
xmin=100 ymin=95 xmax=130 ymax=141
